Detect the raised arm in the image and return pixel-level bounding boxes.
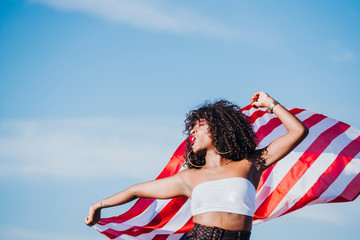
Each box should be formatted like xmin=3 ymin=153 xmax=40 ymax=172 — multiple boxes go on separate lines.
xmin=85 ymin=170 xmax=190 ymax=226
xmin=250 ymin=91 xmax=309 ymax=170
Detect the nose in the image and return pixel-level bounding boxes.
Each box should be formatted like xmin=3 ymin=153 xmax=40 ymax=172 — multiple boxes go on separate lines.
xmin=190 ymin=129 xmax=196 ymax=135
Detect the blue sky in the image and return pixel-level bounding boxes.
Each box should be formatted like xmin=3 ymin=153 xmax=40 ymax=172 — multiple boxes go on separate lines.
xmin=0 ymin=0 xmax=359 ymax=239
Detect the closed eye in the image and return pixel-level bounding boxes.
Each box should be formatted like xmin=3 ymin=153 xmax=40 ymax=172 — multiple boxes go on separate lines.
xmin=198 ymin=120 xmax=205 ymax=126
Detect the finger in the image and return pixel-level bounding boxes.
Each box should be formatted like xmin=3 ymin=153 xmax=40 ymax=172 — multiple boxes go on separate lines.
xmin=251 ymin=102 xmax=258 ymax=108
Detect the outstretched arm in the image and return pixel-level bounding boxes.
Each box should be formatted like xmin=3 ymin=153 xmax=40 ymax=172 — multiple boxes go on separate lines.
xmin=85 ymin=170 xmax=190 ymax=226
xmin=251 ymin=91 xmax=309 ymax=170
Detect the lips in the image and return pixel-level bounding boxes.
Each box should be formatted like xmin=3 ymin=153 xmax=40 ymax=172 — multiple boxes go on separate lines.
xmin=190 ymin=135 xmax=196 ymax=146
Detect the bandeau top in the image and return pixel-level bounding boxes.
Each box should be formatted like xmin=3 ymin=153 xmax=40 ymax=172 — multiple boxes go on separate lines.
xmin=191 ymin=177 xmax=256 ymax=217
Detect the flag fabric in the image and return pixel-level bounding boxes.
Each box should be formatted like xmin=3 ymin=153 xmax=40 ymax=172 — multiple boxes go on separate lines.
xmin=94 ymin=105 xmax=360 ymax=240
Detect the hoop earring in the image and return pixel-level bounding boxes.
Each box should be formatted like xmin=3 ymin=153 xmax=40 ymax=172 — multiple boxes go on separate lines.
xmin=214 ymin=148 xmax=232 ymax=155
xmin=215 ymin=148 xmax=233 ymax=165
xmin=186 ymin=150 xmax=204 ymax=168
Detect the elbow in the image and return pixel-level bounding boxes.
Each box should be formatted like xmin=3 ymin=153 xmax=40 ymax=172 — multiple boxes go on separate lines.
xmin=297 ymin=125 xmax=309 ymax=142
xmin=304 ymin=126 xmax=309 ymax=137
xmin=290 ymin=124 xmax=308 ymax=143
xmin=128 ymin=185 xmax=140 ymax=198
xmin=301 ymin=125 xmax=309 ymax=138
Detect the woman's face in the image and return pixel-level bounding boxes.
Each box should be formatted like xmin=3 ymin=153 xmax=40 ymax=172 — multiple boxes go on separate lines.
xmin=189 ymin=119 xmax=213 ymax=154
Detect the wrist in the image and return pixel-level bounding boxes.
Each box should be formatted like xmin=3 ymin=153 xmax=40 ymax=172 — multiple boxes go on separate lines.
xmin=265 ymin=97 xmax=275 ymax=107
xmin=267 ymin=100 xmax=280 ymax=114
xmin=99 ymin=201 xmax=106 ymax=209
xmin=93 ymin=201 xmax=105 ymax=210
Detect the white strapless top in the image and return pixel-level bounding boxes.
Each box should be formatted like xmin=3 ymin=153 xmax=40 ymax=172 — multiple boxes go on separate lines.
xmin=191 ymin=177 xmax=256 ymax=217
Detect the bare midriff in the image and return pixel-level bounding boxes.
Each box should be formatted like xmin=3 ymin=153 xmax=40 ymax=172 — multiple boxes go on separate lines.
xmin=192 ymin=212 xmax=253 ymax=231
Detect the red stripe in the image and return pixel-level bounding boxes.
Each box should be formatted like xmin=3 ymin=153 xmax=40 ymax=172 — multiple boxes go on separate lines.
xmin=330 ymin=172 xmax=360 ymax=202
xmin=256 ymin=112 xmax=326 ymax=191
xmin=100 ymin=228 xmax=123 ymax=240
xmin=330 ymin=135 xmax=360 ymax=203
xmin=156 ymin=140 xmax=187 ymax=180
xmin=174 ymin=217 xmax=194 ymax=233
xmin=245 ymin=109 xmax=268 ymax=124
xmin=139 ymin=197 xmax=188 ymax=230
xmin=255 ymin=109 xmax=305 ymax=143
xmin=256 ymin=165 xmax=275 ymax=193
xmin=101 ymin=197 xmax=188 ymax=238
xmin=241 ymin=105 xmax=253 ymax=111
xmin=280 ymin=135 xmax=360 ymax=216
xmin=151 ymin=218 xmax=194 ymax=240
xmin=254 ymin=122 xmax=349 ymax=220
xmin=153 ymin=234 xmax=170 ymax=240
xmin=98 ymin=199 xmax=156 ymax=226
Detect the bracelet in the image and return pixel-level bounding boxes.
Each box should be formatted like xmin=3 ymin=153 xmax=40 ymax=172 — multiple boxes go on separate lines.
xmin=267 ymin=100 xmax=279 ymax=114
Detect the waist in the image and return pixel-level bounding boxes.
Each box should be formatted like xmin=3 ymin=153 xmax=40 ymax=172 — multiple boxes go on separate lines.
xmin=193 ymin=212 xmax=253 ymax=232
xmin=186 ymin=223 xmax=251 ymax=240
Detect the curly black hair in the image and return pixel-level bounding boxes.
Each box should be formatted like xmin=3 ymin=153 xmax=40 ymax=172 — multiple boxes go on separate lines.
xmin=183 ymin=100 xmax=266 ymax=169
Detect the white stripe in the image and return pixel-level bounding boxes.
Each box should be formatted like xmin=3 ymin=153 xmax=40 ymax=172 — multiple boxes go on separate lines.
xmin=309 ymin=151 xmax=360 ymax=205
xmin=94 ymin=224 xmax=109 ymax=232
xmin=256 ymin=110 xmax=315 ymax=149
xmin=101 ymin=199 xmax=191 ymax=239
xmin=265 ymin=127 xmax=357 ymax=220
xmin=248 ymin=107 xmax=297 ymax=133
xmin=241 ymin=108 xmax=255 ymax=116
xmin=242 ymin=107 xmax=262 ymax=118
xmin=243 ymin=107 xmax=295 ymax=120
xmin=115 ymin=234 xmax=147 ymax=240
xmin=251 ymin=113 xmax=276 ymax=133
xmin=255 ymin=151 xmax=303 ymax=208
xmin=120 ymin=227 xmax=185 ymax=240
xmin=344 ymin=126 xmax=360 ymax=140
xmin=255 ymin=117 xmax=338 ymax=208
xmin=131 ymin=200 xmax=192 ymax=240
xmin=157 ymin=199 xmax=192 ymax=231
xmin=103 ymin=199 xmax=171 ymax=231
xmin=252 ymin=219 xmax=264 ymax=225
xmin=166 ymin=233 xmax=187 ymax=240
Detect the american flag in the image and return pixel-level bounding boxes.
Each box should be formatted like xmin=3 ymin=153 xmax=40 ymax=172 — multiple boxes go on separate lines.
xmin=94 ymin=105 xmax=360 ymax=239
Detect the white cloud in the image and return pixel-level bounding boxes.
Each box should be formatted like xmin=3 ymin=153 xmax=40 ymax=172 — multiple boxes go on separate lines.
xmin=0 ymin=225 xmax=98 ymax=240
xmin=28 ymin=0 xmax=239 ymax=39
xmin=330 ymin=50 xmax=354 ymax=63
xmin=0 ymin=116 xmax=185 ymax=180
xmin=329 ymin=41 xmax=355 ymax=63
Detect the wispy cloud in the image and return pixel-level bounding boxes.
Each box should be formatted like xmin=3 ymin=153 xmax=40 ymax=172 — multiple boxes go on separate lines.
xmin=290 ymin=200 xmax=360 ymax=225
xmin=0 ymin=225 xmax=98 ymax=240
xmin=0 ymin=116 xmax=184 ymax=180
xmin=29 ymin=0 xmax=239 ymax=39
xmin=329 ymin=41 xmax=355 ymax=63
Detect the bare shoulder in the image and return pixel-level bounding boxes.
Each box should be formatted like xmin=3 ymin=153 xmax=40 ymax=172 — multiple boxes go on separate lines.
xmin=173 ymin=168 xmax=194 ymax=196
xmin=176 ymin=168 xmax=201 ymax=191
xmin=176 ymin=168 xmax=193 ymax=183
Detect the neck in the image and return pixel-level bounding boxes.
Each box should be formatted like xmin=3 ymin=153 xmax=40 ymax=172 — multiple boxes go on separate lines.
xmin=204 ymin=149 xmax=231 ymax=167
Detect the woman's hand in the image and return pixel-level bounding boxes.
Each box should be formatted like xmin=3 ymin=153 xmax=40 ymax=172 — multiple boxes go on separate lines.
xmin=251 ymin=91 xmax=309 ymax=170
xmin=85 ymin=203 xmax=102 ymax=227
xmin=250 ymin=91 xmax=275 ymax=109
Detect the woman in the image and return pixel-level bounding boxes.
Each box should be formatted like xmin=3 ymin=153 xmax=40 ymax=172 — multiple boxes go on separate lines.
xmin=85 ymin=92 xmax=308 ymax=240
